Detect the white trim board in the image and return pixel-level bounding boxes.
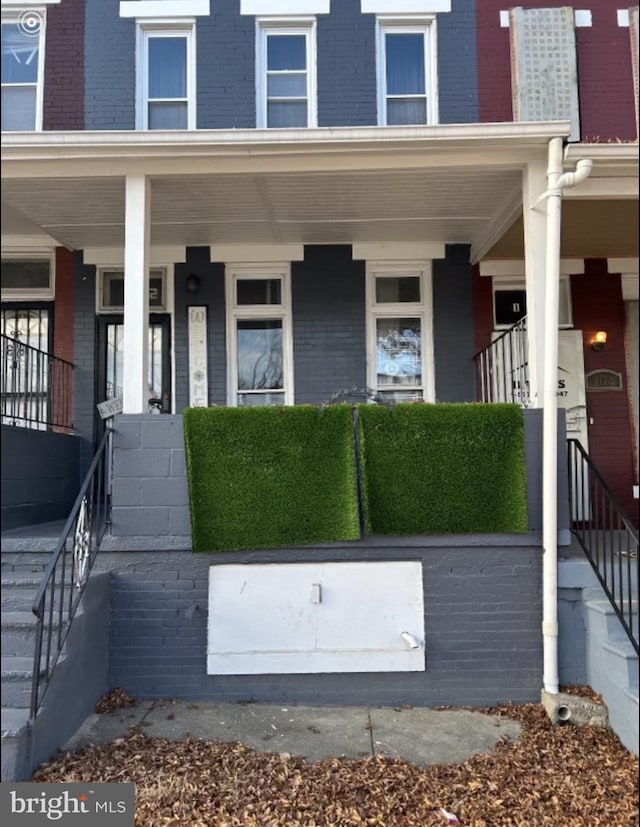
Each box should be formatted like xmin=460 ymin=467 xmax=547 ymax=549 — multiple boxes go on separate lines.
xmin=241 ymin=0 xmax=329 ymax=13
xmin=479 ymin=259 xmax=585 ymax=277
xmin=211 ymin=244 xmax=304 ymax=262
xmin=84 ymin=246 xmax=186 ymax=266
xmin=120 ymin=0 xmax=209 ymax=18
xmin=362 ymin=1 xmax=450 ymax=12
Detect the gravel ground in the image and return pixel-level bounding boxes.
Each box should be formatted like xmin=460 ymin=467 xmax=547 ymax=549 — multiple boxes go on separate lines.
xmin=32 ymin=691 xmax=638 ymax=827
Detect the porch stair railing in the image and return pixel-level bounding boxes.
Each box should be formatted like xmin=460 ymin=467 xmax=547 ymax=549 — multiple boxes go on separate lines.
xmin=1 ymin=333 xmax=74 ymax=433
xmin=567 ymin=438 xmax=639 ymax=654
xmin=474 ymin=316 xmax=529 ymax=406
xmin=29 ymin=428 xmax=113 ymax=721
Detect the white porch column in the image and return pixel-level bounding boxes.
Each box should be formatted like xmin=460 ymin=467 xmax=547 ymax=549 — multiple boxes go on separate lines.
xmin=123 ymin=174 xmax=151 ymax=413
xmin=522 ymin=158 xmax=548 ymax=407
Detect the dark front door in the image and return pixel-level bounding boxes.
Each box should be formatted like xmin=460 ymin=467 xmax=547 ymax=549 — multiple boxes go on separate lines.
xmin=97 ymin=314 xmax=172 ymax=415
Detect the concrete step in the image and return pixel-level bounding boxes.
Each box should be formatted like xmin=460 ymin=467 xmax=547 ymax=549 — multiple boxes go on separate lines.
xmin=1 ymin=656 xmax=49 ymax=709
xmin=1 ymin=579 xmax=41 ymax=612
xmin=584 ymin=597 xmax=639 ymax=644
xmin=0 ymin=707 xmax=31 ymax=783
xmin=1 ymin=610 xmax=67 ymax=659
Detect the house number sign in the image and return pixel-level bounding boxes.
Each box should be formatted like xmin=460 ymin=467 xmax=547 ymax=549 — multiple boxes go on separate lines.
xmin=188 ymin=306 xmax=209 ymax=407
xmin=586 ymin=370 xmax=623 ymax=391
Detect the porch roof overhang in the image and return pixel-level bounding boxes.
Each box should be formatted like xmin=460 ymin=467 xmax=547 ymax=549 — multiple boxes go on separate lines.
xmin=1 ymin=122 xmax=637 ymax=263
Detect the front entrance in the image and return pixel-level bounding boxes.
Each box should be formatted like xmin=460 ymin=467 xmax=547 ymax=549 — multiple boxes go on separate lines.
xmin=96 ymin=314 xmax=172 ymax=416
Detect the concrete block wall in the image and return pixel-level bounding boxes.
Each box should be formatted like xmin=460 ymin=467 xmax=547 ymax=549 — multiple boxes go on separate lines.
xmin=104 ymin=539 xmax=542 ymax=707
xmin=1 ymin=426 xmax=80 ymax=530
xmin=111 ymin=415 xmax=191 ymax=538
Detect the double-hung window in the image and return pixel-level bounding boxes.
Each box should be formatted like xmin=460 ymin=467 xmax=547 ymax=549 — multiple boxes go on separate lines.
xmin=227 ymin=266 xmax=293 ymax=406
xmin=377 ymin=20 xmax=437 ymax=125
xmin=257 ymin=21 xmax=317 ymax=128
xmin=367 ymin=263 xmax=434 ymax=403
xmin=1 ymin=15 xmax=45 ymax=131
xmin=137 ymin=26 xmax=195 ymax=129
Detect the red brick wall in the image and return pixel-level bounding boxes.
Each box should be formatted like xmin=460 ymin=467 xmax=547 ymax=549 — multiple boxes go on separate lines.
xmin=43 ymin=0 xmax=84 ymax=130
xmin=571 ymin=260 xmax=637 ymax=520
xmin=477 ymin=0 xmax=636 ymax=141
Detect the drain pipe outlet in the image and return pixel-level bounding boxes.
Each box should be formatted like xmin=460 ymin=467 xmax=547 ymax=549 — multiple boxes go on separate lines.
xmin=556 ymin=704 xmax=572 ymax=723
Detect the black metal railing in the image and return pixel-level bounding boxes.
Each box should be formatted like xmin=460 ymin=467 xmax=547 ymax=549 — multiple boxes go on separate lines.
xmin=567 ymin=438 xmax=639 ymax=654
xmin=30 ymin=428 xmax=113 ymax=721
xmin=1 ymin=333 xmax=74 ymax=432
xmin=474 ymin=316 xmax=529 ymax=405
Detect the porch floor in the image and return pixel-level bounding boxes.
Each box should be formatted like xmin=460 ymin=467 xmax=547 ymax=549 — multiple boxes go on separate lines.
xmin=1 ymin=521 xmax=67 ymax=553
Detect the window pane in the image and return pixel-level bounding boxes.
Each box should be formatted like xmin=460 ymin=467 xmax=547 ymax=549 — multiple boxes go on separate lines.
xmin=376 ymin=276 xmax=420 ymax=303
xmin=268 ymin=101 xmax=307 ymax=127
xmin=377 ymin=389 xmax=424 ymax=404
xmin=237 ymin=319 xmax=283 ymax=391
xmin=148 ymin=37 xmax=187 ymax=98
xmin=267 ymin=35 xmax=306 ymax=70
xmin=1 ymin=24 xmax=39 ymax=83
xmin=386 ymin=33 xmax=425 ymax=95
xmin=376 ymin=317 xmax=422 ymax=386
xmin=1 ymin=86 xmax=36 ymax=131
xmin=387 ymin=98 xmax=427 ymax=126
xmin=1 ymin=260 xmax=50 ymax=290
xmin=149 ymin=101 xmax=188 ymax=129
xmin=237 ymin=279 xmax=282 ymax=305
xmin=1 ymin=307 xmax=49 ymax=352
xmin=267 ymin=73 xmax=307 ymax=98
xmin=238 ymin=392 xmax=285 ymax=407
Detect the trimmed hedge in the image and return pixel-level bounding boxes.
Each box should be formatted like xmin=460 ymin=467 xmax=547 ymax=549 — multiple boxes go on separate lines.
xmin=358 ymin=403 xmax=528 ymax=535
xmin=184 ymin=405 xmax=360 ymax=552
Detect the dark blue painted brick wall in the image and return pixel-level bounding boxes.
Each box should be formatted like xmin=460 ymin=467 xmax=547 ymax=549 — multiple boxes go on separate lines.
xmin=317 ymin=0 xmax=377 ymax=126
xmin=437 ymin=0 xmax=479 ymax=124
xmin=293 ymin=246 xmax=367 ymax=404
xmin=85 ymin=0 xmax=135 ymax=130
xmin=433 ymin=244 xmax=475 ymax=402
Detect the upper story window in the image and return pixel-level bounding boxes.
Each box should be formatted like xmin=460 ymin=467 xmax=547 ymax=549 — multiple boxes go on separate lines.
xmin=136 ymin=26 xmax=195 ymax=130
xmin=257 ymin=21 xmax=317 ymax=128
xmin=1 ymin=15 xmax=46 ymax=131
xmin=377 ymin=20 xmax=437 ymax=126
xmin=1 ymin=256 xmax=54 ymax=301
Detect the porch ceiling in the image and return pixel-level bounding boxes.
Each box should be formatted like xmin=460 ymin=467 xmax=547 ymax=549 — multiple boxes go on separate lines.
xmin=0 ymin=166 xmax=525 ymax=252
xmin=1 ymin=125 xmax=637 ymax=261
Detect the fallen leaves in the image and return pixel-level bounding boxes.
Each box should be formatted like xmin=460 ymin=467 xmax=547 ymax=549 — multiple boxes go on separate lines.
xmin=95 ymin=688 xmax=139 ymax=714
xmin=32 ymin=703 xmax=638 ymax=826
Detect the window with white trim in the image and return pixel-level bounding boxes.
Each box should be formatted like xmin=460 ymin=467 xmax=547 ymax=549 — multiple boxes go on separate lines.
xmin=136 ymin=25 xmax=195 ymax=129
xmin=492 ymin=277 xmax=572 ymax=328
xmin=257 ymin=21 xmax=317 ymax=128
xmin=97 ymin=268 xmax=167 ymax=312
xmin=366 ymin=263 xmax=434 ymax=403
xmin=226 ymin=266 xmax=293 ymax=406
xmin=1 ymin=15 xmax=46 ymax=131
xmin=377 ymin=20 xmax=437 ymax=125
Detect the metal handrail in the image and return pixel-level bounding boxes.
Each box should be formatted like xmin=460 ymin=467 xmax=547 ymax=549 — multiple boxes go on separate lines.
xmin=567 ymin=438 xmax=639 ymax=654
xmin=474 ymin=316 xmax=529 ymax=406
xmin=1 ymin=333 xmax=74 ymax=432
xmin=30 ymin=428 xmax=113 ymax=720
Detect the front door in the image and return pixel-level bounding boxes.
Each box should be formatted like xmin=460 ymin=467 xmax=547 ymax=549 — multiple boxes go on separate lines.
xmin=97 ymin=314 xmax=172 ymax=416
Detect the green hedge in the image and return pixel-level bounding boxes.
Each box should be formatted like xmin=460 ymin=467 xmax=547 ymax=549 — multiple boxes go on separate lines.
xmin=358 ymin=403 xmax=528 ymax=535
xmin=183 ymin=405 xmax=360 ymax=552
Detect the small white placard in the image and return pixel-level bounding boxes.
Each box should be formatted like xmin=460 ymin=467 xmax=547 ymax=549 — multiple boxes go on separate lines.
xmin=97 ymin=397 xmax=123 ymax=419
xmin=188 ymin=306 xmax=209 ymax=407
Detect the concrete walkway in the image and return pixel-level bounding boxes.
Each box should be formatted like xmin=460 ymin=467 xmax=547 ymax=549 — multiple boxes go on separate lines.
xmin=62 ymin=699 xmax=522 ymax=766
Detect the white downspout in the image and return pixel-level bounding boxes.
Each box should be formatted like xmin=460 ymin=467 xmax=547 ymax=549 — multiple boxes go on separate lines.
xmin=541 ymin=138 xmax=592 ymax=695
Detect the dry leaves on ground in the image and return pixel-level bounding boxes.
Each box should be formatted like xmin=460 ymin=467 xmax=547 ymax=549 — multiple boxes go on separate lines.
xmin=95 ymin=688 xmax=139 ymax=714
xmin=33 ymin=703 xmax=638 ymax=827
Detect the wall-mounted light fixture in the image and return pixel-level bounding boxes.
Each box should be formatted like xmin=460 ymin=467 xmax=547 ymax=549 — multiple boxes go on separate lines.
xmin=186 ymin=273 xmax=200 ymax=295
xmin=591 ymin=331 xmax=607 ymax=352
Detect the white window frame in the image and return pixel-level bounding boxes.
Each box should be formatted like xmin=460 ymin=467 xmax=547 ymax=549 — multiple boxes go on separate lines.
xmin=96 ymin=267 xmax=168 ymax=313
xmin=1 ymin=9 xmax=47 ymax=132
xmin=136 ymin=21 xmax=196 ymax=130
xmin=256 ymin=18 xmax=317 ymax=128
xmin=492 ymin=276 xmax=573 ymax=329
xmin=366 ymin=261 xmax=435 ymax=403
xmin=0 ymin=253 xmax=55 ymax=301
xmin=376 ymin=17 xmax=438 ymax=126
xmin=226 ymin=264 xmax=294 ymax=406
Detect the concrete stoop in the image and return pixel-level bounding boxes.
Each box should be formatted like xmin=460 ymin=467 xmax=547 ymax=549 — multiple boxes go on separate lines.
xmin=584 ymin=594 xmax=639 ymax=755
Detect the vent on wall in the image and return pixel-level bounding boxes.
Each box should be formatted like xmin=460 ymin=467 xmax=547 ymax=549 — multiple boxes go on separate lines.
xmin=509 ymin=6 xmax=581 ymax=142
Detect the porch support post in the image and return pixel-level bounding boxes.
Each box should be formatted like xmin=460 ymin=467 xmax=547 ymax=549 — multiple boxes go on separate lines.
xmin=522 ymin=157 xmax=548 ymax=407
xmin=123 ymin=174 xmax=150 ymax=414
